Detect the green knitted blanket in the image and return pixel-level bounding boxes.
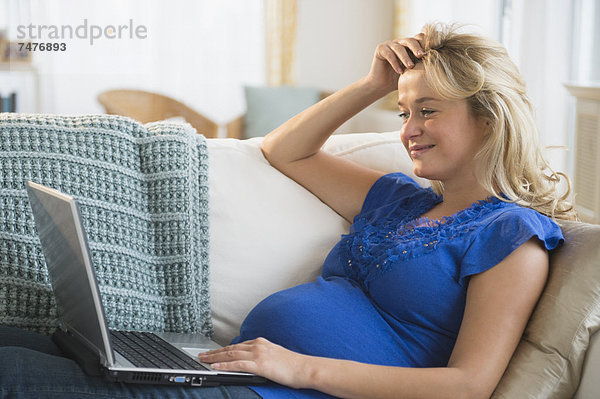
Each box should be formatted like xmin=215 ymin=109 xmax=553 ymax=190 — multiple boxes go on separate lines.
xmin=0 ymin=113 xmax=212 ymax=336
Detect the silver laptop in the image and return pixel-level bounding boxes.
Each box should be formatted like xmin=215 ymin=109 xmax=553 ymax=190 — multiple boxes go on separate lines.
xmin=26 ymin=181 xmax=266 ymax=387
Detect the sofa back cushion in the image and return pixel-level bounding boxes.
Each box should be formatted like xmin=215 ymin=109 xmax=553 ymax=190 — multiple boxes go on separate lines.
xmin=491 ymin=221 xmax=600 ymax=398
xmin=207 ymin=131 xmax=422 ymax=344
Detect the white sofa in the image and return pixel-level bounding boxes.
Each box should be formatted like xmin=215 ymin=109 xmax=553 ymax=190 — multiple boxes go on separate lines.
xmin=206 ymin=132 xmax=600 ymax=398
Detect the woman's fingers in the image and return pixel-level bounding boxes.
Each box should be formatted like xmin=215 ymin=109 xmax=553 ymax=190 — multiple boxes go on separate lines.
xmin=209 ymin=360 xmax=257 ymax=373
xmin=378 ymin=36 xmax=425 ymax=74
xmin=390 ymin=41 xmax=415 ymax=71
xmin=199 ymin=338 xmax=272 ymax=364
xmin=392 ymin=37 xmax=425 ymax=64
xmin=376 ymin=42 xmax=404 ymax=74
xmin=199 ymin=343 xmax=254 ymax=362
xmin=413 ymin=32 xmax=426 ymax=48
xmin=366 ymin=31 xmax=426 ymax=92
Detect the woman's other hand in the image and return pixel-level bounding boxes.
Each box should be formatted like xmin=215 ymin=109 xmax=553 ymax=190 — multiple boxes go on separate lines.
xmin=198 ymin=337 xmax=311 ymax=389
xmin=366 ymin=33 xmax=426 ymax=93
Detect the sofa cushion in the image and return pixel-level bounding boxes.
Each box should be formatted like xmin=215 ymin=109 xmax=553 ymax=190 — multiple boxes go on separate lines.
xmin=207 ymin=131 xmax=423 ymax=345
xmin=492 ymin=221 xmax=600 ymax=398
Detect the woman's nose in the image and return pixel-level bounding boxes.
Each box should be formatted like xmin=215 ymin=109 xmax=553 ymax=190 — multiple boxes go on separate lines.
xmin=400 ymin=116 xmax=423 ymax=142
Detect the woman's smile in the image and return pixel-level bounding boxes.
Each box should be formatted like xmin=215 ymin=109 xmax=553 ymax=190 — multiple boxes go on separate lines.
xmin=409 ymin=144 xmax=435 ymax=158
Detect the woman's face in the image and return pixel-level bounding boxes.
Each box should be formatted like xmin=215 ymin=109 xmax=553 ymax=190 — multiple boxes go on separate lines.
xmin=397 ymin=64 xmax=488 ymax=187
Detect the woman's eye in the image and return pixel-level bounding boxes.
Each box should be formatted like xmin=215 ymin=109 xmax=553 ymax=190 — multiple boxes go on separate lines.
xmin=421 ymin=109 xmax=435 ymax=117
xmin=398 ymin=112 xmax=409 ymax=121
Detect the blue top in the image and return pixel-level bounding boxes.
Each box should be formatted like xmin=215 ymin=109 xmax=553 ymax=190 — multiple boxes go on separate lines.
xmin=235 ymin=173 xmax=564 ymax=399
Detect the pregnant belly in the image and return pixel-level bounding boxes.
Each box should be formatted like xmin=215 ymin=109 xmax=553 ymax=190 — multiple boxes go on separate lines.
xmin=233 ymin=276 xmax=417 ymax=366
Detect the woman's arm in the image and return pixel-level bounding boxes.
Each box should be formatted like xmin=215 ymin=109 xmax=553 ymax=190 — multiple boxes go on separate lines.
xmin=261 ymin=35 xmax=424 ymax=165
xmin=199 ymin=238 xmax=549 ymax=399
xmin=259 ymin=36 xmax=425 ymax=222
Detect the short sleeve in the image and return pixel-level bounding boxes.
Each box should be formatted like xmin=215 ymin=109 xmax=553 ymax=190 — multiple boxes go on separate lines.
xmin=358 ymin=172 xmax=424 ymax=216
xmin=460 ymin=207 xmax=564 ymax=286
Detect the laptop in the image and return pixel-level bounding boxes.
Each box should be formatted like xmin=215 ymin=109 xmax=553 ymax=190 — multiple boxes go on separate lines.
xmin=26 ymin=181 xmax=266 ymax=387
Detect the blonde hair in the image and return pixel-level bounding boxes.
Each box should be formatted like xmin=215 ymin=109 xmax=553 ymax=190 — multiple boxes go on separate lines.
xmin=419 ymin=22 xmax=577 ymax=221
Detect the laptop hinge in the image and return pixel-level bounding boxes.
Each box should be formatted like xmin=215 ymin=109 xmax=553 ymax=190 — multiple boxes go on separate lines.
xmin=52 ymin=328 xmax=104 ymax=376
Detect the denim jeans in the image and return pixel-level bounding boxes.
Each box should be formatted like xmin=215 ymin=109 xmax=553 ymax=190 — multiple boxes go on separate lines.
xmin=0 ymin=325 xmax=262 ymax=399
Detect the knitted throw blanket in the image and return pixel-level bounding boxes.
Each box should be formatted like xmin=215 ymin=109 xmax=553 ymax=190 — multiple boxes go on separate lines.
xmin=0 ymin=113 xmax=212 ymax=336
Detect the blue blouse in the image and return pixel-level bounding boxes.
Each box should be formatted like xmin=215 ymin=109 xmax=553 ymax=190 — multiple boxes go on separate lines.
xmin=235 ymin=173 xmax=564 ymax=399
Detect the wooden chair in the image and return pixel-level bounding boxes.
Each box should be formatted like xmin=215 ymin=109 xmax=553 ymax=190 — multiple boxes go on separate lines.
xmin=97 ymin=89 xmax=219 ymax=138
xmin=225 ymin=90 xmax=333 ymax=139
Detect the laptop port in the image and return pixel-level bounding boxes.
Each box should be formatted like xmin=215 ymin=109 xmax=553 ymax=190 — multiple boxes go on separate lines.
xmin=169 ymin=376 xmax=188 ymax=384
xmin=191 ymin=376 xmax=204 ymax=387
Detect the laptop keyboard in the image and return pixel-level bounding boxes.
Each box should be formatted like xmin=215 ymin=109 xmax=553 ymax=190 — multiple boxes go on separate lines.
xmin=110 ymin=330 xmax=207 ymax=370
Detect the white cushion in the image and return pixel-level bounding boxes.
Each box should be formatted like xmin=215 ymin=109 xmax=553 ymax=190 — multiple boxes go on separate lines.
xmin=208 ymin=131 xmax=422 ymax=344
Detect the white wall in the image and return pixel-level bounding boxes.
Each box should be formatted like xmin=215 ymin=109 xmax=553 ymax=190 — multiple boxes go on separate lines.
xmin=295 ymin=0 xmax=394 ymax=91
xmin=294 ymin=0 xmax=397 ymax=133
xmin=0 ymin=0 xmax=265 ymax=125
xmin=406 ymin=0 xmax=501 ymax=39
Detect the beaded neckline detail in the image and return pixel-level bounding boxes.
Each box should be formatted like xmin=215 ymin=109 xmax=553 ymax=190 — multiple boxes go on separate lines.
xmin=399 ymin=194 xmax=503 ymax=231
xmin=339 ymin=189 xmax=510 ymax=286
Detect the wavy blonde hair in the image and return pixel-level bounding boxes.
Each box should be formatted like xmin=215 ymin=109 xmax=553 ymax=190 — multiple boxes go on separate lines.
xmin=418 ymin=23 xmax=577 ymax=221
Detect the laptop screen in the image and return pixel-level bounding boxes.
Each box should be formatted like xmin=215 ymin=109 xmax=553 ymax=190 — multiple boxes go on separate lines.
xmin=26 ymin=181 xmax=115 ymax=366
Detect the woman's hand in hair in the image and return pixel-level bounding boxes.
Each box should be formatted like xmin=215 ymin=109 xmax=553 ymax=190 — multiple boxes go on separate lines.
xmin=365 ymin=33 xmax=425 ymax=93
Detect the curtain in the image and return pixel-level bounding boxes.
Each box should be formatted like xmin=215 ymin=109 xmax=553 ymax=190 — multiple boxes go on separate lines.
xmin=504 ymin=0 xmax=574 ymax=175
xmin=381 ymin=0 xmax=412 ymax=110
xmin=571 ymin=0 xmax=600 ymax=83
xmin=393 ymin=0 xmax=411 ymax=37
xmin=265 ymin=0 xmax=297 ymax=86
